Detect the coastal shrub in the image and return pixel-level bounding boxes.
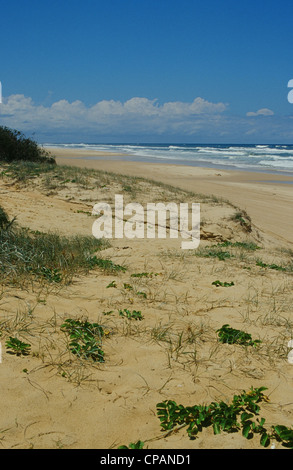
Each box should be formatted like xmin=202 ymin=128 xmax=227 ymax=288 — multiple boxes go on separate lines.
xmin=0 ymin=126 xmax=55 ymax=163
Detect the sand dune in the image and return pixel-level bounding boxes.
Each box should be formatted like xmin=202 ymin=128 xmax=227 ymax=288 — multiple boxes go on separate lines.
xmin=0 ymin=150 xmax=292 ymax=449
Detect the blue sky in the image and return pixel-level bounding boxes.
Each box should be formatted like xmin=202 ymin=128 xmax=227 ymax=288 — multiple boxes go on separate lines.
xmin=1 ymin=0 xmax=293 ymax=143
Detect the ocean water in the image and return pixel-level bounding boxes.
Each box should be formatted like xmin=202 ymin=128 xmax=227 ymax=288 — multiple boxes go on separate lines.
xmin=44 ymin=143 xmax=293 ymax=174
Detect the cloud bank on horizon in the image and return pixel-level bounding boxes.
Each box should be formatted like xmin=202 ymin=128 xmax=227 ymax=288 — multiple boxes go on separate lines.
xmin=0 ymin=93 xmax=290 ymax=143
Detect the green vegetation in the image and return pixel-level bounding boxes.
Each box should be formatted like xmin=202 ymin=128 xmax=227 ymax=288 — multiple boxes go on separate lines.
xmin=271 ymin=426 xmax=293 ymax=448
xmin=216 ymin=241 xmax=260 ymax=251
xmin=119 ymin=387 xmax=293 ymax=449
xmin=217 ymin=324 xmax=261 ymax=347
xmin=157 ymin=387 xmax=268 ymax=441
xmin=136 ymin=291 xmax=147 ymax=299
xmin=156 ymin=387 xmax=293 ymax=447
xmin=106 ymin=280 xmax=117 ymax=288
xmin=5 ymin=336 xmax=31 ymax=356
xmin=230 ymin=210 xmax=252 ymax=233
xmin=102 ymin=310 xmax=114 ymax=316
xmin=0 ymin=126 xmax=55 ymax=164
xmin=123 ymin=282 xmax=147 ymax=298
xmin=0 ymin=218 xmax=107 ymax=286
xmin=0 ymin=206 xmax=13 ymax=230
xmin=197 ymin=241 xmax=260 ymax=262
xmin=130 ymin=272 xmax=160 ymax=278
xmin=118 ymin=441 xmax=145 ymax=449
xmin=118 ymin=309 xmax=144 ymax=321
xmin=0 ymin=161 xmax=63 ymax=186
xmin=0 ymin=160 xmax=55 ymax=183
xmin=197 ymin=248 xmax=233 ymax=261
xmin=123 ymin=282 xmax=133 ymax=290
xmin=256 ymin=260 xmax=287 ymax=272
xmin=87 ymin=256 xmax=126 ymax=273
xmin=212 ymin=280 xmax=235 ymax=287
xmin=61 ymin=318 xmax=106 ymax=362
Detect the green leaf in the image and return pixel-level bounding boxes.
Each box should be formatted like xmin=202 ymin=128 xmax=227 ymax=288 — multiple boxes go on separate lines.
xmin=242 ymin=423 xmax=252 ymax=439
xmin=260 ymin=432 xmax=270 ymax=447
xmin=5 ymin=336 xmax=31 ymax=355
xmin=129 ymin=440 xmax=144 ymax=449
xmin=213 ymin=422 xmax=221 ymax=434
xmin=273 ymin=425 xmax=287 ymax=438
xmin=241 ymin=412 xmax=253 ymax=423
xmin=258 ymin=417 xmax=266 ymax=427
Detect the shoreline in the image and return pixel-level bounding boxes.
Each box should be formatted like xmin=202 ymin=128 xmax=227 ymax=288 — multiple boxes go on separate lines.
xmin=45 ymin=146 xmax=293 ymax=177
xmin=48 ymin=147 xmax=293 ymax=247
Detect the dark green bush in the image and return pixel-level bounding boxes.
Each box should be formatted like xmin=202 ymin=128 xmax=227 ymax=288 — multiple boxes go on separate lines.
xmin=0 ymin=206 xmax=10 ymax=230
xmin=0 ymin=126 xmax=55 ymax=163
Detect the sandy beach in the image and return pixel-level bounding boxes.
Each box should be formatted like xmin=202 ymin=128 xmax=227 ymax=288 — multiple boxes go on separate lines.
xmin=51 ymin=147 xmax=293 ymax=247
xmin=1 ymin=146 xmax=293 ymax=450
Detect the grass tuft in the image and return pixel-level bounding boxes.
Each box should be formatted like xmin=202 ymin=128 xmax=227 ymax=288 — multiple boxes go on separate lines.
xmin=0 ymin=216 xmax=109 ymax=286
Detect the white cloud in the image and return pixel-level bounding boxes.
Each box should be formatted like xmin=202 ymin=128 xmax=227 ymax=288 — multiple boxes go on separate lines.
xmin=0 ymin=94 xmax=227 ymax=136
xmin=2 ymin=94 xmax=292 ymax=142
xmin=161 ymin=97 xmax=227 ymax=116
xmin=123 ymin=97 xmax=159 ymax=115
xmin=89 ymin=100 xmax=124 ymax=116
xmin=246 ymin=108 xmax=274 ymax=117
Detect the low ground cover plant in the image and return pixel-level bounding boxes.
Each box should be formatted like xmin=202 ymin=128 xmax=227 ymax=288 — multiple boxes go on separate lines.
xmin=87 ymin=256 xmax=126 ymax=273
xmin=118 ymin=309 xmax=144 ymax=320
xmin=118 ymin=440 xmax=145 ymax=449
xmin=216 ymin=241 xmax=260 ymax=251
xmin=119 ymin=388 xmax=293 ymax=449
xmin=130 ymin=272 xmax=160 ymax=278
xmin=5 ymin=336 xmax=31 ymax=356
xmin=217 ymin=324 xmax=261 ymax=347
xmin=156 ymin=387 xmax=293 ymax=448
xmin=61 ymin=318 xmax=106 ymax=362
xmin=212 ymin=280 xmax=235 ymax=287
xmin=196 ymin=247 xmax=233 ymax=261
xmin=256 ymin=260 xmax=287 ymax=272
xmin=107 ymin=280 xmax=117 ymax=288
